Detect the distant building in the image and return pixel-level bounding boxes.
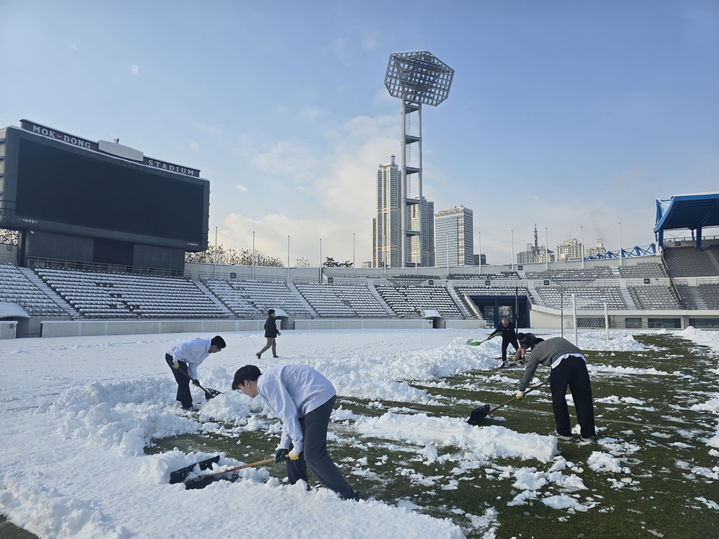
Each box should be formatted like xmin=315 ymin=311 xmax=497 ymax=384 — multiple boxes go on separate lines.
xmin=556 ymin=238 xmax=583 ymax=262
xmin=372 ymin=156 xmax=400 ymax=268
xmin=517 ymin=225 xmax=554 ymax=264
xmin=409 ymin=196 xmax=434 ymax=266
xmin=473 ymin=253 xmax=487 ymax=265
xmin=372 ymin=156 xmax=435 ymax=267
xmin=586 ymin=239 xmax=607 ymax=258
xmin=435 ymin=205 xmax=474 ymax=267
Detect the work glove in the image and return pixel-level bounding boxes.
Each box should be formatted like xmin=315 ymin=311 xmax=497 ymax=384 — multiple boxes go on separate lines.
xmin=288 ymin=449 xmax=301 ymax=461
xmin=192 ymin=379 xmax=200 ymax=386
xmin=275 ymin=448 xmax=289 ymax=463
xmin=515 ymin=390 xmax=525 ymax=400
xmin=171 ymin=362 xmax=179 ymax=369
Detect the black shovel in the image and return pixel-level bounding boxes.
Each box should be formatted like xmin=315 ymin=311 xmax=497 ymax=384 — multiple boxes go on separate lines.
xmin=167 ymin=358 xmax=223 ymax=400
xmin=169 ymin=455 xmax=276 ymax=489
xmin=467 ymin=378 xmax=550 ymax=425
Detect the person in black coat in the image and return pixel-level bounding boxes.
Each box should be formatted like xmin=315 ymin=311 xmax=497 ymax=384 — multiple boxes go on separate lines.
xmin=256 ymin=309 xmax=281 ymax=359
xmin=489 ymin=318 xmax=519 ymax=362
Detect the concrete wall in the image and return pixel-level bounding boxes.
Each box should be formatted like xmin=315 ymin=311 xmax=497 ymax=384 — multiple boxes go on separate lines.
xmin=42 ymin=319 xmax=266 ymax=338
xmin=0 ymin=321 xmax=17 ymax=339
xmin=40 ymin=318 xmax=444 ymax=337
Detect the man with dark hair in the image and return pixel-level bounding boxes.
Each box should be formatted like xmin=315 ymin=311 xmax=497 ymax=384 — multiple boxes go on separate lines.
xmin=256 ymin=309 xmax=280 ymax=359
xmin=489 ymin=318 xmax=520 ymax=363
xmin=514 ymin=333 xmax=597 ymax=443
xmin=165 ymin=335 xmax=226 ymax=410
xmin=233 ymin=364 xmax=358 ymax=500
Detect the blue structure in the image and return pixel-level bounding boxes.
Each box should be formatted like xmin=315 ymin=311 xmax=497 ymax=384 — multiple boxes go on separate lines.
xmin=586 ymin=243 xmax=656 ymax=260
xmin=654 ymin=193 xmax=719 ymax=250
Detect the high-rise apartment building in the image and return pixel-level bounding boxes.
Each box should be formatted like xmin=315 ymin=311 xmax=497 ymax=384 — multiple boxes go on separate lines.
xmin=517 ymin=225 xmax=554 ymax=264
xmin=373 ymin=156 xmax=435 ymax=267
xmin=372 ymin=156 xmax=400 ymax=267
xmin=409 ymin=196 xmax=435 ymax=266
xmin=556 ymin=238 xmax=583 ymax=261
xmin=435 ymin=205 xmax=474 ymax=267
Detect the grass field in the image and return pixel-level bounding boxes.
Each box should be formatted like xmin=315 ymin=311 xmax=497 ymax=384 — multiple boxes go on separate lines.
xmin=144 ymin=333 xmax=719 ymax=538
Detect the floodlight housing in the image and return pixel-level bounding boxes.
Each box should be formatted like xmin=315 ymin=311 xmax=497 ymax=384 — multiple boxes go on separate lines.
xmin=384 ymin=51 xmax=454 ymax=106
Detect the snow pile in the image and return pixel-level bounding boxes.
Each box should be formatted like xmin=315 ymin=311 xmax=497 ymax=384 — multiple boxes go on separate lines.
xmin=354 ymin=412 xmax=557 ymax=462
xmin=581 ymin=332 xmax=649 ymax=352
xmin=587 ymin=451 xmax=630 ymax=474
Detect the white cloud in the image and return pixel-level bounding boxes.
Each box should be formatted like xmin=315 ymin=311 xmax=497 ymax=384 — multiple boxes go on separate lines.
xmin=250 ymin=140 xmax=321 ymax=181
xmin=128 ymin=65 xmax=140 ymax=76
xmin=297 ymin=106 xmax=321 ymax=121
xmin=235 ymin=184 xmax=248 ymax=191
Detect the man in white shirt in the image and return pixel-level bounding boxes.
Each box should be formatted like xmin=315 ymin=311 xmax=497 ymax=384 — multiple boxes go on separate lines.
xmin=165 ymin=335 xmax=226 ymax=409
xmin=232 ymin=364 xmax=358 ymax=500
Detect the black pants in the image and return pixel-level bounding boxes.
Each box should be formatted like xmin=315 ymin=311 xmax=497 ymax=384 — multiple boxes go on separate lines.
xmin=166 ymin=354 xmax=192 ymax=409
xmin=550 ymin=356 xmax=596 ymax=438
xmin=286 ymin=396 xmax=357 ymax=499
xmin=501 ymin=337 xmax=519 ymax=361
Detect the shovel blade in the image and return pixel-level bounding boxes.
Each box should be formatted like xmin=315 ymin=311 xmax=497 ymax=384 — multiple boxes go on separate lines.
xmin=169 ymin=455 xmax=221 ymax=484
xmin=466 ymin=404 xmax=491 ymax=425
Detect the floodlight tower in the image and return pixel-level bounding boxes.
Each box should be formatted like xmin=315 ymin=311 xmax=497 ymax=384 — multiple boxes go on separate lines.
xmin=385 ymin=51 xmax=454 ymax=267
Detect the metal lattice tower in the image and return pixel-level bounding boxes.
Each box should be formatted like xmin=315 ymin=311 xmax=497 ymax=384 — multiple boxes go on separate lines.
xmin=385 ymin=51 xmax=454 ymax=267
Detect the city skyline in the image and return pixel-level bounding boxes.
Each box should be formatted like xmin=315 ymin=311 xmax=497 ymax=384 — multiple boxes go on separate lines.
xmin=2 ymin=1 xmax=718 ymax=266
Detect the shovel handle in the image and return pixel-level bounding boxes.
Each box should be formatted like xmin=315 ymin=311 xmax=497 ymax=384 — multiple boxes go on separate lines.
xmin=488 ymin=378 xmax=550 ymax=415
xmin=202 ymin=457 xmax=276 ymax=478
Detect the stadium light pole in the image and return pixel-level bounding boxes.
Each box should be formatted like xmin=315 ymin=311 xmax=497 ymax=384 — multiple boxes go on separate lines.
xmin=511 ymin=229 xmax=515 ymax=271
xmin=287 ymin=235 xmax=290 ymax=283
xmin=385 ymin=51 xmax=454 ymax=267
xmin=319 ymin=237 xmax=322 ymax=283
xmin=545 ymin=227 xmax=550 ymax=270
xmin=214 ymin=226 xmax=218 ymax=279
xmin=618 ymin=221 xmax=624 ymax=266
xmin=581 ymin=225 xmax=585 ymax=269
xmin=252 ymin=231 xmax=256 ymax=279
xmin=477 ymin=231 xmax=482 ymax=275
xmin=353 ymin=232 xmax=356 ymax=269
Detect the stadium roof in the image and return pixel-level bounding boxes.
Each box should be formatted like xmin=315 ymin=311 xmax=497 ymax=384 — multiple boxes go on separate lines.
xmin=654 ymin=192 xmax=719 ymax=249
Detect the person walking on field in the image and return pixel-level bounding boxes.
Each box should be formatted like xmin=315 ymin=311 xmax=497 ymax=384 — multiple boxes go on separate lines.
xmin=232 ymin=364 xmax=359 ymax=500
xmin=514 ymin=332 xmax=597 ymax=443
xmin=165 ymin=335 xmax=226 ymax=410
xmin=489 ymin=318 xmax=520 ymax=363
xmin=257 ymin=309 xmax=280 ymax=359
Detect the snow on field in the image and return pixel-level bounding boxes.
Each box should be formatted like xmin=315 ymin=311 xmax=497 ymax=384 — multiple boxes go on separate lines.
xmin=679 ymin=327 xmax=719 ymax=449
xmin=0 ymin=328 xmax=677 ymax=537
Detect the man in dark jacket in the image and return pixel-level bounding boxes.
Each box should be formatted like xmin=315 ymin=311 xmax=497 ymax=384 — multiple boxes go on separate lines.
xmin=514 ymin=332 xmax=597 ymax=444
xmin=256 ymin=309 xmax=281 ymax=359
xmin=489 ymin=318 xmax=520 ymax=362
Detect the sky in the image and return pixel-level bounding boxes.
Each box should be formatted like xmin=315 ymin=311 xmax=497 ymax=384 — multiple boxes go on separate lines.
xmin=1 ymin=0 xmax=718 ymax=266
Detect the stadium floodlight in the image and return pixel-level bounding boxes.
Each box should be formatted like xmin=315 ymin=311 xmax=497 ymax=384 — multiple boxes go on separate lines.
xmin=384 ymin=51 xmax=454 ymax=107
xmin=383 ymin=51 xmax=454 ymax=268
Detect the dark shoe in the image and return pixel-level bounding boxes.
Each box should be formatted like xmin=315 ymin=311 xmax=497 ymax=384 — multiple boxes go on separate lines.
xmin=273 ymin=355 xmax=280 ymax=358
xmin=182 ymin=405 xmax=198 ymax=412
xmin=549 ymin=430 xmax=573 ymax=441
xmin=579 ymin=435 xmax=597 ymax=445
xmin=256 ymin=353 xmax=261 ymax=359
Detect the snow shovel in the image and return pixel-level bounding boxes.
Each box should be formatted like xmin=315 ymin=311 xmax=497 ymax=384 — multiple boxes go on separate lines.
xmin=168 ymin=359 xmax=223 ymax=400
xmin=467 ymin=378 xmax=550 ymax=425
xmin=170 ymin=456 xmax=276 ymax=490
xmin=466 ymin=335 xmax=495 ymax=346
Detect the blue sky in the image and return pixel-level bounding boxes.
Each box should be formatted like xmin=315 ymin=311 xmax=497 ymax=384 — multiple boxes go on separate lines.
xmin=2 ymin=0 xmax=718 ymax=265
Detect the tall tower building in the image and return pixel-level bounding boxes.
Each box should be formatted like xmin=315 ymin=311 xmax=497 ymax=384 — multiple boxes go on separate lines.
xmin=409 ymin=196 xmax=434 ymax=266
xmin=435 ymin=205 xmax=474 ymax=267
xmin=373 ymin=156 xmax=400 ymax=267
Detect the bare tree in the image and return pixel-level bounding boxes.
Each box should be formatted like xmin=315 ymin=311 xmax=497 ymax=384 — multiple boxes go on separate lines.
xmin=185 ymin=244 xmax=283 ymax=267
xmin=0 ymin=229 xmax=19 ymax=245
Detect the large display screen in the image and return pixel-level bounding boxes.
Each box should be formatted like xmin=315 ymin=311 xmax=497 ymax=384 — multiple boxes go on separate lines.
xmin=14 ymin=137 xmax=207 ymax=245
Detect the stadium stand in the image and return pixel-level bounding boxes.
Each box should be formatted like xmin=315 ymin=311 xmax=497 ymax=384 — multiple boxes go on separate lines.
xmin=535 ymin=286 xmax=626 ymax=310
xmin=376 ymin=284 xmax=464 ymax=319
xmin=205 ymin=279 xmax=311 ymax=318
xmin=294 ymin=282 xmax=388 ymax=318
xmin=618 ymin=262 xmax=668 ymax=278
xmin=35 ymin=267 xmax=226 ymax=319
xmin=0 ymin=263 xmax=67 ymax=316
xmin=449 ymin=272 xmax=521 ymax=280
xmin=525 ymin=267 xmax=614 ymax=280
xmin=699 ymin=284 xmax=719 ymax=309
xmin=664 ymin=247 xmax=719 ymax=277
xmin=628 ymin=285 xmax=681 ymax=310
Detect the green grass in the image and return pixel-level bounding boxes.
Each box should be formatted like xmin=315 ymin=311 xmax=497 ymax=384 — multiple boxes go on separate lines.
xmin=147 ymin=334 xmax=719 ymax=538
